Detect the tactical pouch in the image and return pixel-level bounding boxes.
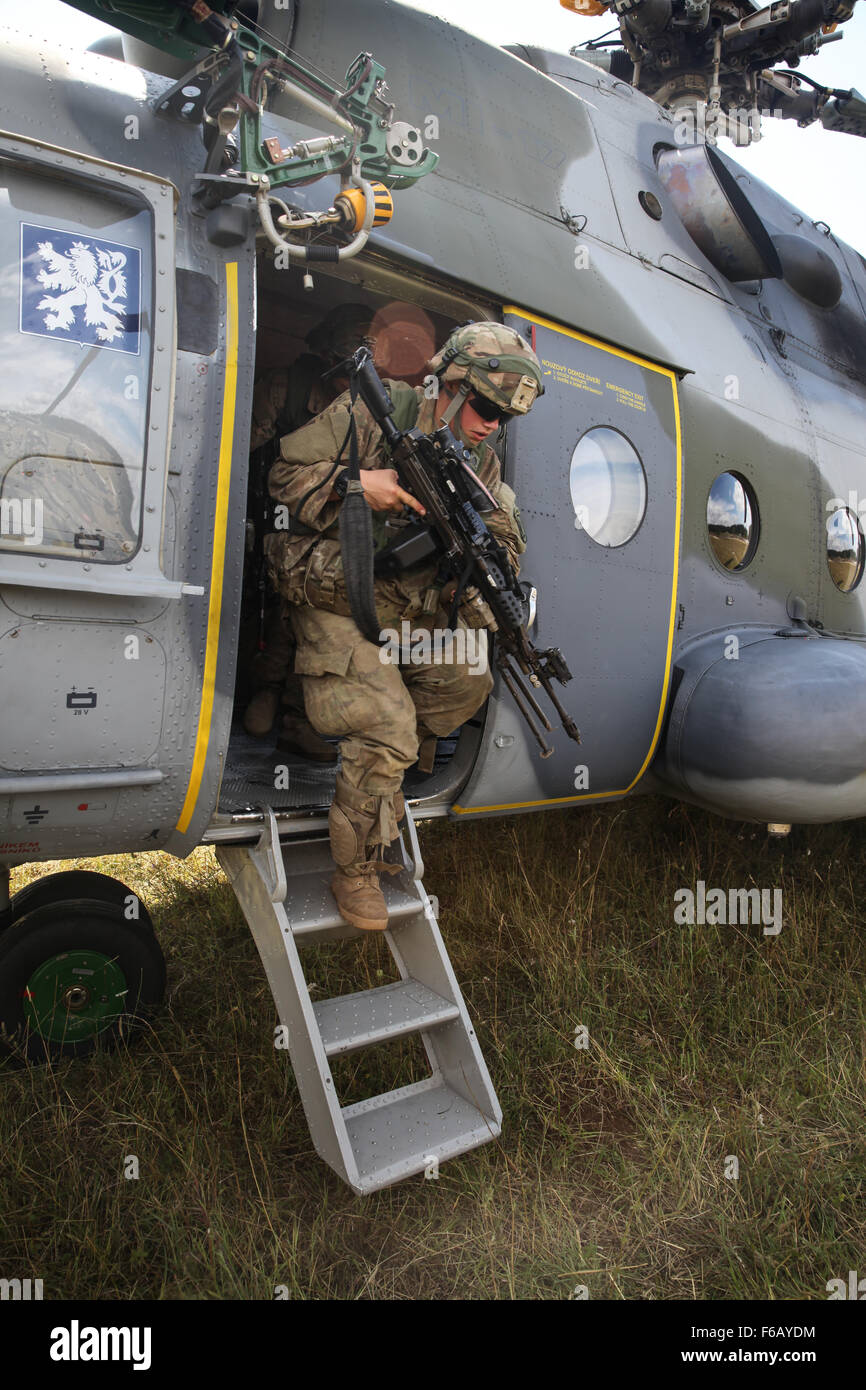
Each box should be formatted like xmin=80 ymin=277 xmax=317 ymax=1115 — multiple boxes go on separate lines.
xmin=301 ymin=540 xmax=353 ymax=617
xmin=458 ymin=585 xmax=496 ymax=630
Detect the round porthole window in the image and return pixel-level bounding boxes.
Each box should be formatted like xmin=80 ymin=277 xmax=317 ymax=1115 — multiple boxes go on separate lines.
xmin=707 ymin=472 xmax=759 ymax=571
xmin=569 ymin=427 xmax=647 ymax=547
xmin=826 ymin=506 xmax=864 ymax=592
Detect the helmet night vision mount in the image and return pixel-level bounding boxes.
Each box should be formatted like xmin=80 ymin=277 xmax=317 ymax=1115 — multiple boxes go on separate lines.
xmin=429 ymin=323 xmax=546 ymax=420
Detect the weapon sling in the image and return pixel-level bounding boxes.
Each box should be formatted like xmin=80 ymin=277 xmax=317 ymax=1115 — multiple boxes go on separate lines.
xmin=337 ymin=377 xmax=381 ymax=644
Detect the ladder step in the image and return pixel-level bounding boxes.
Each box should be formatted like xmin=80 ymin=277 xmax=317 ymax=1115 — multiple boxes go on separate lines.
xmin=217 ymin=798 xmax=502 ymax=1194
xmin=289 ymin=869 xmax=422 ymax=940
xmin=281 ymin=836 xmax=335 ymax=878
xmin=280 ymin=835 xmax=409 ymax=880
xmin=342 ymin=1078 xmax=499 ymax=1192
xmin=313 ymin=979 xmax=460 ymax=1057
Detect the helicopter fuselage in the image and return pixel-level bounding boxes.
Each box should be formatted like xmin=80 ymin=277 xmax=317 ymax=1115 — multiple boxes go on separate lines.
xmin=0 ymin=0 xmax=864 ymax=875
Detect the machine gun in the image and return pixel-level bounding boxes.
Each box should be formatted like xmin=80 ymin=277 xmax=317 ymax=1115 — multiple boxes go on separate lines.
xmin=337 ymin=348 xmax=580 ymax=758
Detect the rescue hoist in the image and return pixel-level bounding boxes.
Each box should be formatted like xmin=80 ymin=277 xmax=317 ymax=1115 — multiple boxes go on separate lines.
xmin=64 ymin=1 xmax=437 ymax=266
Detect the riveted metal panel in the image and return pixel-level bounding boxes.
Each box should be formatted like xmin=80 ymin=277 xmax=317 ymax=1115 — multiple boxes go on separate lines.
xmin=0 ymin=620 xmax=165 ymax=770
xmin=0 ymin=33 xmax=255 ymax=860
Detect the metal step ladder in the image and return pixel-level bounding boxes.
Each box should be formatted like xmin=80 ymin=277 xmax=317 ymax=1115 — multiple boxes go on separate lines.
xmin=216 ymin=805 xmax=501 ymax=1194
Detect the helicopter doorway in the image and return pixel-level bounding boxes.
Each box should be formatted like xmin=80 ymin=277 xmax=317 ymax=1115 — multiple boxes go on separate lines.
xmin=215 ymin=255 xmax=498 ymax=830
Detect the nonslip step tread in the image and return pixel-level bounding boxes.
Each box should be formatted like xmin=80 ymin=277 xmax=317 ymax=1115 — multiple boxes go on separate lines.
xmin=313 ymin=979 xmax=460 ymax=1056
xmin=342 ymin=1080 xmax=500 ymax=1190
xmin=285 ymin=870 xmax=422 ymax=936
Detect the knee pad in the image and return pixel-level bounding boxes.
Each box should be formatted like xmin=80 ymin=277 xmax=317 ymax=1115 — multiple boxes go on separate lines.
xmin=328 ymin=799 xmax=371 ymax=868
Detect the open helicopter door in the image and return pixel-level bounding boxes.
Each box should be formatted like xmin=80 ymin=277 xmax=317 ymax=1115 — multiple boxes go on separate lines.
xmin=452 ymin=308 xmax=683 ymax=819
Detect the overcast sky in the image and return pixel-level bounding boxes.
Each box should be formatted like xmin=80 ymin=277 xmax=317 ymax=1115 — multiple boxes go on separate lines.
xmin=2 ymin=0 xmax=865 ymax=251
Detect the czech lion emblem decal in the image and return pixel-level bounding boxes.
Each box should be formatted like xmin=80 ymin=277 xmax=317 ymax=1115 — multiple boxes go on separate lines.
xmin=20 ymin=223 xmax=141 ymax=355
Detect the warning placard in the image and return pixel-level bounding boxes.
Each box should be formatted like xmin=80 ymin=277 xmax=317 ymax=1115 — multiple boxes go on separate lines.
xmin=541 ymin=359 xmax=603 ymax=395
xmin=604 ymin=380 xmax=647 ymax=412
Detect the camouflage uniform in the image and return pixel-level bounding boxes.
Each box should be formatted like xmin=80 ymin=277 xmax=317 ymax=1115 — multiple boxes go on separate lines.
xmin=246 ymin=356 xmax=332 ymax=717
xmin=249 ymin=357 xmax=332 ymax=455
xmin=244 ymin=304 xmax=375 ymax=745
xmin=267 ymin=322 xmax=542 ymax=930
xmin=268 ymin=382 xmax=523 ymax=806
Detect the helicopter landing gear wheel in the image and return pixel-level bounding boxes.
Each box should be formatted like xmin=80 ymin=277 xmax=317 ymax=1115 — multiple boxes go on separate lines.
xmin=0 ymin=899 xmax=166 ymax=1064
xmin=3 ymin=870 xmax=154 ymax=933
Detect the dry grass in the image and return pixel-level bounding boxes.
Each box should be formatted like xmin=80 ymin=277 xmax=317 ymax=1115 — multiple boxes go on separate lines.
xmin=1 ymin=797 xmax=864 ymax=1299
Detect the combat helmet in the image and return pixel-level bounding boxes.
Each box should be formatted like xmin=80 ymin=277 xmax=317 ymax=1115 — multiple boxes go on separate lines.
xmin=307 ymin=302 xmax=375 ymax=363
xmin=427 ymin=321 xmax=544 ymax=417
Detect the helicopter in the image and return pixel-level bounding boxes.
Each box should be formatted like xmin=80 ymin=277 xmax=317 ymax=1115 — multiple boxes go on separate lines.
xmin=0 ymin=0 xmax=864 ymax=1193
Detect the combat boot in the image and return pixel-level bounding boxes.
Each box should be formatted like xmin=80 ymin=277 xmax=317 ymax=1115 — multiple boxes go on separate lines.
xmin=243 ymin=686 xmax=280 ymax=737
xmin=328 ymin=776 xmax=400 ymax=932
xmin=276 ymin=714 xmax=338 ymax=763
xmin=331 ymin=865 xmax=389 ymax=933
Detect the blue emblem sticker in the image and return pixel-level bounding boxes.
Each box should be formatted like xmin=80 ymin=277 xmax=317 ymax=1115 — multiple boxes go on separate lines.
xmin=19 ymin=222 xmax=141 ymax=356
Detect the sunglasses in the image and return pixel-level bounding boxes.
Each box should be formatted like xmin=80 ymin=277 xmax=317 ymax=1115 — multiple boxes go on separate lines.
xmin=466 ymin=392 xmax=514 ymax=426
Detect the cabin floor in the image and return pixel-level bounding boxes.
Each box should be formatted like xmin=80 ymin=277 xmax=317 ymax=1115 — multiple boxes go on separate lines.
xmin=217 ymin=725 xmax=461 ymax=817
xmin=218 ymin=727 xmax=338 ymax=815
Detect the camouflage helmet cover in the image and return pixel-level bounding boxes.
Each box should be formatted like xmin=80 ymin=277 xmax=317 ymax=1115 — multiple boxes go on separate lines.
xmin=427 ymin=321 xmax=544 ymax=413
xmin=307 ymin=302 xmax=375 ymax=362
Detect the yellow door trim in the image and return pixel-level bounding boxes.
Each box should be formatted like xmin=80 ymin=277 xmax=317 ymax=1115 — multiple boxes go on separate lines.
xmin=453 ymin=305 xmax=683 ymax=815
xmin=175 ymin=261 xmax=239 ymax=834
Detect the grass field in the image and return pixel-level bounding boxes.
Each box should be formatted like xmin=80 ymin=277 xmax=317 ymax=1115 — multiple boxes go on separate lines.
xmin=1 ymin=795 xmax=864 ymax=1300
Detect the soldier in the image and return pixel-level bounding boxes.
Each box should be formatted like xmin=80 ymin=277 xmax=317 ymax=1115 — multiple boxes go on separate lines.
xmin=267 ymin=322 xmax=544 ymax=932
xmin=243 ymin=303 xmax=375 ymax=759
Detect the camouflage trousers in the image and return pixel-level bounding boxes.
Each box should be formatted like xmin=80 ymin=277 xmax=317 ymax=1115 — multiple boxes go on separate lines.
xmin=249 ymin=596 xmax=306 ymax=718
xmin=289 ymin=601 xmax=493 ymax=837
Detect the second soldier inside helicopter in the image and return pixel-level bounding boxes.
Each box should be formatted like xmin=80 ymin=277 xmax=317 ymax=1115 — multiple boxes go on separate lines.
xmin=266 ymin=322 xmax=544 ymax=932
xmin=244 ymin=302 xmax=376 ymax=759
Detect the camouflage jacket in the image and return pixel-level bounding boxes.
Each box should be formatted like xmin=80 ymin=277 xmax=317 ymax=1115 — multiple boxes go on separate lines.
xmin=266 ymin=382 xmax=526 ymax=619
